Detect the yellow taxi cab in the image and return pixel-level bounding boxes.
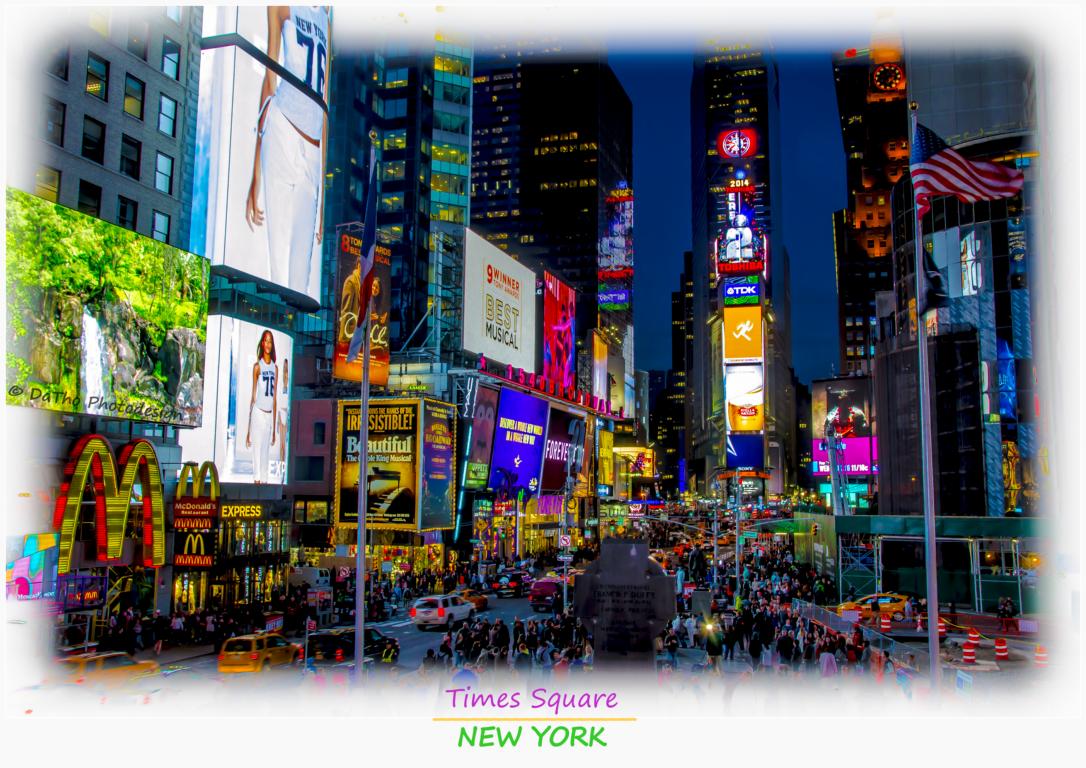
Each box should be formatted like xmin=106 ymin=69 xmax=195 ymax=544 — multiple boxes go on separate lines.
xmin=836 ymin=593 xmax=911 ymax=621
xmin=217 ymin=632 xmax=300 ymax=674
xmin=454 ymin=588 xmax=489 ymax=611
xmin=58 ymin=652 xmax=160 ymax=686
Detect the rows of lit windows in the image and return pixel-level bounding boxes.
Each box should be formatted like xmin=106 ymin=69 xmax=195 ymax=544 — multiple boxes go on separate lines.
xmin=539 ymin=131 xmax=579 ymax=143
xmin=539 ymin=178 xmax=597 ymax=191
xmin=533 ymin=141 xmax=598 ymax=156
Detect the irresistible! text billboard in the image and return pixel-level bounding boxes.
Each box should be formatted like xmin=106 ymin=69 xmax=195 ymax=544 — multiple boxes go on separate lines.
xmin=5 ymin=189 xmax=210 ymax=426
xmin=333 ymin=230 xmax=391 ymax=386
xmin=179 ymin=317 xmax=293 ymax=484
xmin=192 ymin=6 xmax=331 ymax=306
xmin=463 ymin=230 xmax=537 ymax=371
xmin=542 ymin=271 xmax=577 ymax=394
xmin=488 ymin=388 xmax=549 ymax=501
xmin=337 ymin=400 xmax=418 ymax=529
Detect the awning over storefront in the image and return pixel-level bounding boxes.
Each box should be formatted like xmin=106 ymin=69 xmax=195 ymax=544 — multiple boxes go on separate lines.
xmin=833 ymin=515 xmax=1044 ymax=539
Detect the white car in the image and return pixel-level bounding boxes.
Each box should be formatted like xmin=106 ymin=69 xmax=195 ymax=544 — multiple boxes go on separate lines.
xmin=410 ymin=595 xmax=475 ymax=631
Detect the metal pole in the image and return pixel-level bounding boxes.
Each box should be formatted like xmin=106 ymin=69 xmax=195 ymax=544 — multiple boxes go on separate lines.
xmin=562 ymin=479 xmax=570 ymax=612
xmin=352 ymin=314 xmax=372 ymax=683
xmin=712 ymin=505 xmax=719 ymax=593
xmin=909 ymin=103 xmax=942 ymax=693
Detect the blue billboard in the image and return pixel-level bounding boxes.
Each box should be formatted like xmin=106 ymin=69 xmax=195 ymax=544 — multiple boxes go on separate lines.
xmin=725 ymin=434 xmax=764 ymax=470
xmin=487 ymin=388 xmax=549 ymax=501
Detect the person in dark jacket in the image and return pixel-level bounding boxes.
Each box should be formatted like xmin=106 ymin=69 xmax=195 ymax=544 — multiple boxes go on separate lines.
xmin=748 ymin=630 xmax=763 ymax=672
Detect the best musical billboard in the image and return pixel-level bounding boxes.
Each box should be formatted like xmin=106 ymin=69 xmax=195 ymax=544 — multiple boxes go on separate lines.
xmin=192 ymin=6 xmax=331 ymax=307
xmin=333 ymin=230 xmax=391 ymax=386
xmin=463 ymin=385 xmax=500 ymax=490
xmin=179 ymin=317 xmax=293 ymax=484
xmin=336 ymin=399 xmax=419 ymax=529
xmin=463 ymin=230 xmax=537 ymax=370
xmin=725 ymin=364 xmax=764 ymax=433
xmin=542 ymin=271 xmax=577 ymax=393
xmin=540 ymin=407 xmax=587 ymax=494
xmin=487 ymin=388 xmax=549 ymax=501
xmin=419 ymin=400 xmax=456 ymax=531
xmin=6 ymin=189 xmax=210 ymax=426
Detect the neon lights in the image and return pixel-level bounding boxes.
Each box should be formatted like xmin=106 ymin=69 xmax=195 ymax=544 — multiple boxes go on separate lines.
xmin=53 ymin=435 xmax=165 ymax=575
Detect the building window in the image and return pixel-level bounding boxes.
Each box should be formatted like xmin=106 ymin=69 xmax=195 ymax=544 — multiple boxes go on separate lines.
xmin=117 ymin=196 xmax=138 ymax=230
xmin=434 ymin=54 xmax=470 ymax=77
xmin=89 ymin=10 xmax=109 ymax=37
xmin=155 ymin=152 xmax=174 ymax=194
xmin=379 ymin=193 xmax=403 ymax=212
xmin=382 ymin=128 xmax=407 ymax=151
xmin=77 ymin=180 xmax=102 ymax=217
xmin=151 ymin=210 xmax=170 ymax=242
xmin=161 ymin=37 xmax=181 ymax=79
xmin=120 ymin=134 xmax=141 ymax=179
xmin=86 ymin=53 xmax=109 ymax=100
xmin=44 ymin=98 xmax=65 ymax=146
xmin=124 ymin=74 xmax=145 ymax=119
xmin=432 ymin=142 xmax=468 ymax=165
xmin=165 ymin=6 xmax=182 ymax=23
xmin=81 ymin=116 xmax=106 ymax=164
xmin=127 ymin=19 xmax=149 ymax=60
xmin=376 ymin=224 xmax=403 ymax=244
xmin=314 ymin=422 xmax=326 ymax=445
xmin=434 ymin=112 xmax=468 ymax=135
xmin=157 ymin=94 xmax=177 ymax=136
xmin=34 ymin=166 xmax=61 ymax=202
xmin=380 ymin=160 xmax=405 ymax=181
xmin=48 ymin=44 xmax=69 ymax=80
xmin=383 ymin=67 xmax=408 ymax=88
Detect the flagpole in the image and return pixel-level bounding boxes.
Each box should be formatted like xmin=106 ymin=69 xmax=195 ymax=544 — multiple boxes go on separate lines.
xmin=909 ymin=102 xmax=942 ymax=693
xmin=353 ymin=312 xmax=371 ymax=683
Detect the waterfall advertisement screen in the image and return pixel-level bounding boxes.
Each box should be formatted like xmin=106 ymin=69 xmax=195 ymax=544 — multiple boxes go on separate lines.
xmin=191 ymin=6 xmax=331 ymax=307
xmin=487 ymin=389 xmax=549 ymax=501
xmin=5 ymin=189 xmax=210 ymax=426
xmin=419 ymin=400 xmax=456 ymax=531
xmin=463 ymin=385 xmax=500 ymax=490
xmin=336 ymin=399 xmax=419 ymax=529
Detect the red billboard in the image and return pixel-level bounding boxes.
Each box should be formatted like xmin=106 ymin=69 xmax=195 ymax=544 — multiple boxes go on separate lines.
xmin=542 ymin=271 xmax=577 ymax=394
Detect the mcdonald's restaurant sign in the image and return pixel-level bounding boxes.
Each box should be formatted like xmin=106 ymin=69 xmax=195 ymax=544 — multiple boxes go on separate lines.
xmin=174 ymin=531 xmax=214 ymax=568
xmin=173 ymin=461 xmax=220 ymax=530
xmin=54 ymin=435 xmax=167 ymax=575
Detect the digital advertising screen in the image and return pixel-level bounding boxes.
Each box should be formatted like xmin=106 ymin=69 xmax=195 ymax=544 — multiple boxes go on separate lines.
xmin=613 ymin=447 xmax=655 ymax=478
xmin=726 ymin=434 xmax=765 ymax=470
xmin=540 ymin=407 xmax=587 ymax=494
xmin=336 ymin=399 xmax=419 ymax=529
xmin=542 ymin=271 xmax=577 ymax=392
xmin=179 ymin=317 xmax=293 ymax=484
xmin=5 ymin=189 xmax=210 ymax=426
xmin=419 ymin=400 xmax=456 ymax=531
xmin=811 ymin=437 xmax=876 ymax=476
xmin=597 ymin=429 xmax=615 ymax=489
xmin=192 ymin=6 xmax=331 ymax=307
xmin=811 ymin=378 xmax=871 ymax=439
xmin=723 ymin=306 xmax=763 ymax=364
xmin=488 ymin=388 xmax=549 ymax=501
xmin=598 ymin=186 xmax=635 ymax=310
xmin=722 ymin=275 xmax=761 ymax=306
xmin=591 ymin=331 xmax=609 ymax=402
xmin=960 ymin=228 xmax=982 ymax=297
xmin=607 ymin=348 xmax=627 ymax=413
xmin=463 ymin=385 xmax=500 ymax=490
xmin=725 ymin=364 xmax=764 ymax=433
xmin=333 ymin=231 xmax=391 ymax=386
xmin=462 ymin=230 xmax=537 ymax=370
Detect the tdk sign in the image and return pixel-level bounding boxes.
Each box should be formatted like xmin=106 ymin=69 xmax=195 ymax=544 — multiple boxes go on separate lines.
xmin=723 ymin=277 xmax=761 ymax=305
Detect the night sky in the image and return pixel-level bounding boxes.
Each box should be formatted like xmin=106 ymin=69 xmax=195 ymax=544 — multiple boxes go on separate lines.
xmin=611 ymin=50 xmax=847 ymax=385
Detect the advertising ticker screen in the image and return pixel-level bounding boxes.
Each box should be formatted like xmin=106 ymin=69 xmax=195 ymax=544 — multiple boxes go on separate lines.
xmin=336 ymin=400 xmax=419 ymax=529
xmin=723 ymin=305 xmax=763 ymax=363
xmin=178 ymin=316 xmax=293 ymax=484
xmin=462 ymin=230 xmax=537 ymax=371
xmin=540 ymin=407 xmax=586 ymax=494
xmin=542 ymin=272 xmax=577 ymax=393
xmin=5 ymin=189 xmax=210 ymax=427
xmin=463 ymin=385 xmax=500 ymax=490
xmin=488 ymin=388 xmax=549 ymax=501
xmin=192 ymin=6 xmax=331 ymax=307
xmin=725 ymin=364 xmax=764 ymax=433
xmin=811 ymin=437 xmax=877 ymax=476
xmin=419 ymin=400 xmax=456 ymax=531
xmin=333 ymin=230 xmax=391 ymax=386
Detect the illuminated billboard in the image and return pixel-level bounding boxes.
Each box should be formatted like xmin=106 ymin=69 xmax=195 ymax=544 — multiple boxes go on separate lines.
xmin=540 ymin=408 xmax=586 ymax=494
xmin=613 ymin=447 xmax=655 ymax=478
xmin=811 ymin=378 xmax=871 ymax=439
xmin=725 ymin=364 xmax=764 ymax=432
xmin=463 ymin=230 xmax=537 ymax=370
xmin=717 ymin=128 xmax=758 ymax=159
xmin=337 ymin=399 xmax=458 ymax=530
xmin=178 ymin=317 xmax=293 ymax=484
xmin=811 ymin=437 xmax=877 ymax=476
xmin=192 ymin=6 xmax=331 ymax=306
xmin=6 ymin=189 xmax=210 ymax=426
xmin=597 ymin=429 xmax=615 ymax=489
xmin=959 ymin=229 xmax=982 ymax=297
xmin=723 ymin=275 xmax=761 ymax=306
xmin=488 ymin=389 xmax=549 ymax=501
xmin=591 ymin=331 xmax=609 ymax=402
xmin=333 ymin=230 xmax=391 ymax=386
xmin=723 ymin=306 xmax=763 ymax=363
xmin=598 ymin=186 xmax=634 ymax=310
xmin=542 ymin=272 xmax=577 ymax=393
xmin=463 ymin=385 xmax=500 ymax=490
xmin=726 ymin=434 xmax=764 ymax=470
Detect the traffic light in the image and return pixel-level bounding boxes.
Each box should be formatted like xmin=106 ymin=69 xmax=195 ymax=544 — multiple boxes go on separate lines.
xmin=811 ymin=523 xmax=820 ymax=535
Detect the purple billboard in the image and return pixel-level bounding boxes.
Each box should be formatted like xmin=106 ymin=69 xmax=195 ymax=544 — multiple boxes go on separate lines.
xmin=487 ymin=388 xmax=549 ymax=501
xmin=540 ymin=407 xmax=586 ymax=493
xmin=811 ymin=437 xmax=877 ymax=476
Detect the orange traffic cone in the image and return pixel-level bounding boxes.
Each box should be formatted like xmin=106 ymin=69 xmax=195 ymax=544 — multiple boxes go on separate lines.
xmin=968 ymin=627 xmax=981 ymax=644
xmin=962 ymin=642 xmax=976 ymax=664
xmin=880 ymin=613 xmax=891 ymax=633
xmin=994 ymin=638 xmax=1009 ymax=660
xmin=938 ymin=618 xmax=947 ymax=638
xmin=1034 ymin=645 xmax=1048 ymax=667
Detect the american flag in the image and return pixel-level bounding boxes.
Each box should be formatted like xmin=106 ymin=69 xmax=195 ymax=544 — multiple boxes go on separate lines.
xmin=910 ymin=122 xmax=1024 ymax=219
xmin=346 ymin=138 xmax=379 ymax=364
